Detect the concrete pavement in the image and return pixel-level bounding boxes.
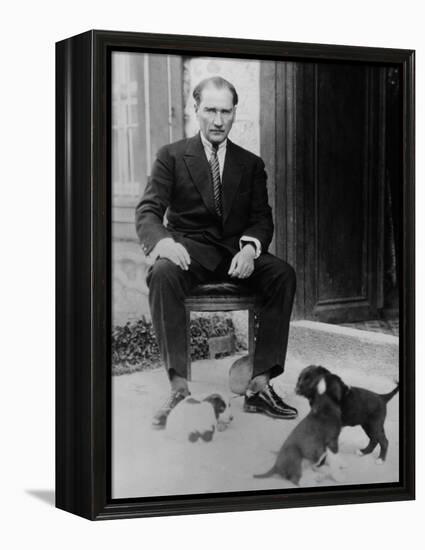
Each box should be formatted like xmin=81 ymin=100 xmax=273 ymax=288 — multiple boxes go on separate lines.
xmin=112 ymin=324 xmax=399 ymax=498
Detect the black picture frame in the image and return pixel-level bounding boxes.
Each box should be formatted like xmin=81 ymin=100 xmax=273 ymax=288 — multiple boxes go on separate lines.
xmin=56 ymin=29 xmax=415 ymax=520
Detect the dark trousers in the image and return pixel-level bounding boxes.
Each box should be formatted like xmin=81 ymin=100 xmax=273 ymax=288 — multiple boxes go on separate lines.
xmin=146 ymin=253 xmax=296 ymax=381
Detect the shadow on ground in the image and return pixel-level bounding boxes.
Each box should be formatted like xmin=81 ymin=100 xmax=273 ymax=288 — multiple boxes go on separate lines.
xmin=26 ymin=490 xmax=55 ymax=507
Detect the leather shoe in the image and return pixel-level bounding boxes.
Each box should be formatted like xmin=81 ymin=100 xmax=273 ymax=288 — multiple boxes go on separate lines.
xmin=243 ymin=384 xmax=298 ymax=419
xmin=267 ymin=383 xmax=298 ymax=416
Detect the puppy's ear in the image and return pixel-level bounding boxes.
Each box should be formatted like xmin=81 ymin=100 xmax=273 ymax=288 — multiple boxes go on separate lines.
xmin=296 ymin=366 xmax=321 ymax=397
xmin=317 ymin=378 xmax=327 ymax=395
xmin=204 ymin=394 xmax=226 ymax=418
xmin=213 ymin=397 xmax=226 ymax=418
xmin=326 ymin=375 xmax=346 ymax=402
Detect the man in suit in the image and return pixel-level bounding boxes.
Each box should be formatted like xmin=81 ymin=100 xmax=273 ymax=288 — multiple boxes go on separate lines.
xmin=136 ymin=76 xmax=297 ymax=428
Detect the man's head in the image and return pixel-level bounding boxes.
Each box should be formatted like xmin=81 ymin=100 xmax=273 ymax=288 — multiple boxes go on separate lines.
xmin=193 ymin=76 xmax=238 ymax=145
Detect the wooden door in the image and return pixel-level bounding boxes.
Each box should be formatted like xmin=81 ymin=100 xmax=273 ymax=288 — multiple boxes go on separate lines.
xmin=270 ymin=61 xmax=387 ymax=322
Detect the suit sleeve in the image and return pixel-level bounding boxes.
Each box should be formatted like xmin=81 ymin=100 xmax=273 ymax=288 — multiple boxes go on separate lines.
xmin=242 ymin=157 xmax=274 ymax=253
xmin=135 ymin=146 xmax=174 ymax=255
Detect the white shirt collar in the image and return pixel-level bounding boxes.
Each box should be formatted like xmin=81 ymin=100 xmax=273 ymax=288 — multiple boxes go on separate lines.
xmin=199 ymin=131 xmax=227 ymax=154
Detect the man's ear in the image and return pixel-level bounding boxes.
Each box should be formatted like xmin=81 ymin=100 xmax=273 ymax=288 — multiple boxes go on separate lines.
xmin=317 ymin=378 xmax=327 ymax=395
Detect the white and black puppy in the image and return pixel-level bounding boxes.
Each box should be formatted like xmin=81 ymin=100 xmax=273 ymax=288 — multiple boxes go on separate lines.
xmin=295 ymin=365 xmax=399 ymax=463
xmin=254 ymin=378 xmax=343 ymax=486
xmin=167 ymin=393 xmax=233 ymax=443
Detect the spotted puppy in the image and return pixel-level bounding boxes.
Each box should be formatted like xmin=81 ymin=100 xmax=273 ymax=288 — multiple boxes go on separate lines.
xmin=254 ymin=378 xmax=343 ymax=485
xmin=166 ymin=393 xmax=233 ymax=443
xmin=295 ymin=365 xmax=399 ymax=463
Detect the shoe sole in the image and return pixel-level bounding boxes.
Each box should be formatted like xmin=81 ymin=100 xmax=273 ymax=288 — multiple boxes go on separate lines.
xmin=243 ymin=404 xmax=298 ymax=419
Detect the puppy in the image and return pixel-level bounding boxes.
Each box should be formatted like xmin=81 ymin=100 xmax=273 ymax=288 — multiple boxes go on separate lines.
xmin=254 ymin=378 xmax=342 ymax=485
xmin=295 ymin=365 xmax=399 ymax=463
xmin=166 ymin=393 xmax=233 ymax=443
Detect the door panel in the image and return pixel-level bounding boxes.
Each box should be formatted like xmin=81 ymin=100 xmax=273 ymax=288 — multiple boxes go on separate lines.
xmin=316 ymin=64 xmax=369 ymax=306
xmin=275 ymin=61 xmax=385 ymax=322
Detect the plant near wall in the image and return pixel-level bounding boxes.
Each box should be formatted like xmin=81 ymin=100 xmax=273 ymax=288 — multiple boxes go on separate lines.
xmin=112 ymin=317 xmax=160 ymax=374
xmin=111 ymin=314 xmax=238 ymax=375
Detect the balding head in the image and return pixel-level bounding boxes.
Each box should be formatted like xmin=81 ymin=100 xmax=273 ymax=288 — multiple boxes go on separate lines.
xmin=192 ymin=76 xmax=239 ymax=107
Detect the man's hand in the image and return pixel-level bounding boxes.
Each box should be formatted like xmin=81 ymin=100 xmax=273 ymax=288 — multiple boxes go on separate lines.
xmin=228 ymin=244 xmax=256 ymax=279
xmin=155 ymin=238 xmax=191 ymax=270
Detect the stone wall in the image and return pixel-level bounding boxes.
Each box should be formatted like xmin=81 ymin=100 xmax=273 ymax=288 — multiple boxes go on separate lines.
xmin=112 ymin=240 xmax=151 ymax=326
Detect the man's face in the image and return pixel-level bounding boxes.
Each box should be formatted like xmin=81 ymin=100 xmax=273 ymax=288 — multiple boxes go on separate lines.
xmin=195 ymin=85 xmax=236 ymax=145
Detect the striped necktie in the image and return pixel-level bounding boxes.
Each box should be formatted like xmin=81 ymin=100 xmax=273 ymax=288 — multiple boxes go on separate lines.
xmin=209 ymin=144 xmax=222 ymax=217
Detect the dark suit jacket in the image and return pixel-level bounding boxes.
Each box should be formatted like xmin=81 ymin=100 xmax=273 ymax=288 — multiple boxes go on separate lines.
xmin=135 ymin=133 xmax=274 ymax=271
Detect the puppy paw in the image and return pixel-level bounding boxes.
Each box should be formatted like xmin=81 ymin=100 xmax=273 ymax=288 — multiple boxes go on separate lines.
xmin=331 ymin=470 xmax=347 ymax=483
xmin=311 ymin=472 xmax=327 ymax=484
xmin=375 ymin=458 xmax=384 ymax=465
xmin=356 ymin=449 xmax=365 ymax=457
xmin=300 ymin=476 xmax=317 ymax=487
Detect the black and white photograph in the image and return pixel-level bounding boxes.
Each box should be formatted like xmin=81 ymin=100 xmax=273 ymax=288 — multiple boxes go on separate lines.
xmin=110 ymin=50 xmax=402 ymax=499
xmin=3 ymin=0 xmax=424 ymax=544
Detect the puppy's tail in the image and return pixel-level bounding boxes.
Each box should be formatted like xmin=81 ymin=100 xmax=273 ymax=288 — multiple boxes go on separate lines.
xmin=253 ymin=466 xmax=276 ymax=479
xmin=381 ymin=382 xmax=399 ymax=403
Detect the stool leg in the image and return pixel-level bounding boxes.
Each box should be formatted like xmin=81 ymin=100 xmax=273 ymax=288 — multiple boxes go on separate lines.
xmin=248 ymin=308 xmax=255 ymax=357
xmin=186 ymin=306 xmax=191 ymax=381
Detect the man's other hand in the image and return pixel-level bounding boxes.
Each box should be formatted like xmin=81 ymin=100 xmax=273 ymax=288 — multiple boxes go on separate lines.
xmin=228 ymin=244 xmax=255 ymax=279
xmin=155 ymin=238 xmax=191 ymax=270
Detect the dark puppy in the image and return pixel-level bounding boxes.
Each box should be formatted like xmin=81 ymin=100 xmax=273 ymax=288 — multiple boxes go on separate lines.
xmin=295 ymin=365 xmax=399 ymax=463
xmin=254 ymin=378 xmax=342 ymax=485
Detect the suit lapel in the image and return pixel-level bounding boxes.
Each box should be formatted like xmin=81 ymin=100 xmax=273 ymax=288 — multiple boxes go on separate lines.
xmin=183 ymin=134 xmax=217 ymax=218
xmin=183 ymin=135 xmax=245 ymax=223
xmin=222 ymin=140 xmax=244 ymax=223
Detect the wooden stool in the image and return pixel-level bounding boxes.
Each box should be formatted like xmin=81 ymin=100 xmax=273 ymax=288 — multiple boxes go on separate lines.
xmin=184 ymin=282 xmax=259 ymax=380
